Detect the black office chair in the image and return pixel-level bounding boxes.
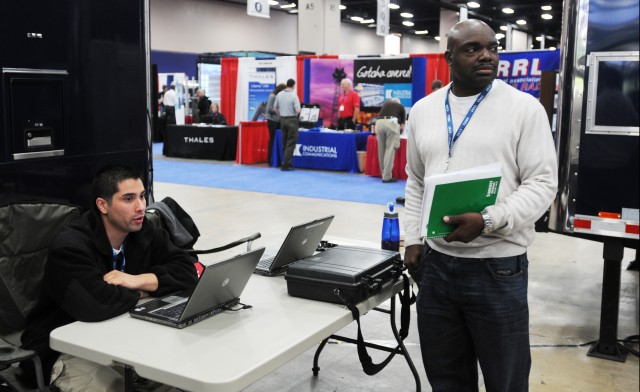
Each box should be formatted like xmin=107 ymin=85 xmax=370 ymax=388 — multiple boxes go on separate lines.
xmin=0 ymin=202 xmax=82 ymax=392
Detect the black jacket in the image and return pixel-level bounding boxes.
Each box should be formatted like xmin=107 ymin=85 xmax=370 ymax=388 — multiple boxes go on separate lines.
xmin=20 ymin=209 xmax=198 ymax=384
xmin=197 ymin=96 xmax=211 ymax=116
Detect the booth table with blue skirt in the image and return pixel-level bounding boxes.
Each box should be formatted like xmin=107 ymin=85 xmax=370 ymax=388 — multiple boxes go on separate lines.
xmin=270 ymin=129 xmax=371 ymax=173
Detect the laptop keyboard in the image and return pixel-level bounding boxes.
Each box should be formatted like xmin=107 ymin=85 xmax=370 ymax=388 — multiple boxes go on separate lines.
xmin=151 ymin=302 xmax=187 ymax=320
xmin=256 ymin=255 xmax=275 ymax=271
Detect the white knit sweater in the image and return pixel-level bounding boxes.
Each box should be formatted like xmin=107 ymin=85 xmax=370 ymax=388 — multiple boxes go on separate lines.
xmin=404 ymin=79 xmax=558 ymax=258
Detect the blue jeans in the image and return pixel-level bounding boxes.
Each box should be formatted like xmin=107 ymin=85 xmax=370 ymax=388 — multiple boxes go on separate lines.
xmin=411 ymin=245 xmax=531 ymax=392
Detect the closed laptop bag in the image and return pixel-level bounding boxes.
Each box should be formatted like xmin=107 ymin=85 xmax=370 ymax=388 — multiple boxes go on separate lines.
xmin=285 ymin=245 xmax=403 ymax=304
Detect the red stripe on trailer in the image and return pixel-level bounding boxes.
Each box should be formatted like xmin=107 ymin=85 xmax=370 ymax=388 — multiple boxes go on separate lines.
xmin=574 ymin=219 xmax=592 ymax=229
xmin=626 ymin=224 xmax=640 ymax=235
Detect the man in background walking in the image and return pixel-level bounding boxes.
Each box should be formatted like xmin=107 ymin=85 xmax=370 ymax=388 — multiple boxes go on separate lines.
xmin=274 ymin=79 xmax=301 ymax=171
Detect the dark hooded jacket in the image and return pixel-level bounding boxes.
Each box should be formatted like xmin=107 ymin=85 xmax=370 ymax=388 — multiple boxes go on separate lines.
xmin=21 ymin=209 xmax=198 ymax=384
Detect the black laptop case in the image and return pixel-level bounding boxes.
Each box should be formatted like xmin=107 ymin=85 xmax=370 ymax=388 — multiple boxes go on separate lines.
xmin=285 ymin=245 xmax=403 ymax=304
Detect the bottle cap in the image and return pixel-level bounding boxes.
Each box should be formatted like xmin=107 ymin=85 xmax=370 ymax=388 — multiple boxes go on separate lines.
xmin=384 ymin=202 xmax=398 ymax=218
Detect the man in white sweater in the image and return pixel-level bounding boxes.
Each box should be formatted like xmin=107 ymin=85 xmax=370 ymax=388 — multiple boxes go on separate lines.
xmin=403 ymin=20 xmax=557 ymax=391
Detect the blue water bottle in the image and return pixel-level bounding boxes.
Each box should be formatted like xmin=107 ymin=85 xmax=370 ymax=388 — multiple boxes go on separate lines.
xmin=381 ymin=202 xmax=400 ymax=251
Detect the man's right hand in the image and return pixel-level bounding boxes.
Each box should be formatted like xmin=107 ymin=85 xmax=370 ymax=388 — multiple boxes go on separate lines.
xmin=403 ymin=244 xmax=424 ymax=271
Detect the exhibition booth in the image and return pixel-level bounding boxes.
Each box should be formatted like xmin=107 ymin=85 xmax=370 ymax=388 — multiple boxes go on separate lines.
xmin=159 ymin=49 xmax=560 ymax=178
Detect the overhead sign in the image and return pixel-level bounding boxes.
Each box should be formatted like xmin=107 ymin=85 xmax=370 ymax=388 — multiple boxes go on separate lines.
xmin=377 ymin=0 xmax=389 ymax=37
xmin=248 ymin=0 xmax=270 ymax=19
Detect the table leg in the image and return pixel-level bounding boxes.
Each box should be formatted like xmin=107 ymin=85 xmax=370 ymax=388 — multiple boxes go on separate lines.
xmin=311 ymin=295 xmax=422 ymax=391
xmin=383 ymin=296 xmax=422 ymax=392
xmin=124 ymin=365 xmax=134 ymax=392
xmin=312 ymin=337 xmax=330 ymax=376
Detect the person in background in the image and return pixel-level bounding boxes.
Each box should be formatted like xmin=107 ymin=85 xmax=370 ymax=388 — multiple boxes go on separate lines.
xmin=163 ymin=83 xmax=178 ymax=126
xmin=265 ymin=83 xmax=287 ymax=162
xmin=337 ymin=78 xmax=360 ymax=130
xmin=197 ymin=89 xmax=211 ymax=118
xmin=403 ymin=19 xmax=558 ymax=391
xmin=375 ymin=98 xmax=406 ymax=183
xmin=158 ymin=85 xmax=168 ymax=115
xmin=274 ymin=78 xmax=301 ymax=171
xmin=431 ymin=79 xmax=443 ymax=92
xmin=20 ymin=165 xmax=198 ymax=390
xmin=209 ymin=102 xmax=227 ymax=125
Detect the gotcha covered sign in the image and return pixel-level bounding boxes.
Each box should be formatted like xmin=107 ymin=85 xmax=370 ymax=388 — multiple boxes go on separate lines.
xmin=496 ymin=50 xmax=560 ymax=98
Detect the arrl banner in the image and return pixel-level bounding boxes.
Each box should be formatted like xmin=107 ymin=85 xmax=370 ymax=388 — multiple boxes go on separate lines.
xmin=496 ymin=50 xmax=560 ymax=98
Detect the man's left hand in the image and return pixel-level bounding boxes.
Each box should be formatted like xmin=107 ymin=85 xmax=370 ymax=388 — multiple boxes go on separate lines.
xmin=103 ymin=271 xmax=159 ymax=292
xmin=442 ymin=212 xmax=484 ymax=243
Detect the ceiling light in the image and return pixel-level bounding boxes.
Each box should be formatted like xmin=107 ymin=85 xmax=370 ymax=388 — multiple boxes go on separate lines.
xmin=500 ymin=25 xmax=508 ymax=31
xmin=400 ymin=12 xmax=413 ymax=18
xmin=541 ymin=14 xmax=553 ymax=20
xmin=467 ymin=2 xmax=480 ymax=8
xmin=498 ymin=46 xmax=503 ymax=50
xmin=535 ymin=36 xmax=542 ymax=41
xmin=280 ymin=3 xmax=296 ymax=8
xmin=402 ymin=21 xmax=414 ymax=26
xmin=368 ymin=24 xmax=376 ymax=28
xmin=502 ymin=8 xmax=514 ymax=14
xmin=549 ymin=46 xmax=556 ymax=50
xmin=339 ymin=4 xmax=346 ymax=10
xmin=415 ymin=30 xmax=429 ymax=35
xmin=496 ymin=33 xmax=505 ymax=39
xmin=350 ymin=16 xmax=363 ymax=22
xmin=516 ymin=19 xmax=526 ymax=25
xmin=268 ymin=0 xmax=279 ymax=5
xmin=388 ymin=3 xmax=400 ymax=9
xmin=541 ymin=5 xmax=552 ymax=11
xmin=289 ymin=9 xmax=298 ymax=13
xmin=360 ymin=18 xmax=375 ymax=24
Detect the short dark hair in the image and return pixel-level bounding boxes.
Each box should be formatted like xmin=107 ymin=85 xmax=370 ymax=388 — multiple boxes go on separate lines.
xmin=286 ymin=79 xmax=295 ymax=88
xmin=431 ymin=79 xmax=443 ymax=90
xmin=92 ymin=165 xmax=142 ymax=208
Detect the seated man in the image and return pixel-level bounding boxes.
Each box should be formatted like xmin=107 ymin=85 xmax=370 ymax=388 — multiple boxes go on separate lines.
xmin=20 ymin=165 xmax=198 ymax=390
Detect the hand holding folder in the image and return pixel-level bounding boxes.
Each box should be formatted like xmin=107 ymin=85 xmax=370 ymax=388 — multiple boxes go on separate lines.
xmin=420 ymin=163 xmax=502 ymax=239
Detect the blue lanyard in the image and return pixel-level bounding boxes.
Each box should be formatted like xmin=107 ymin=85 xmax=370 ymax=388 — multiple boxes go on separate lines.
xmin=444 ymin=83 xmax=493 ymax=158
xmin=112 ymin=246 xmax=126 ymax=272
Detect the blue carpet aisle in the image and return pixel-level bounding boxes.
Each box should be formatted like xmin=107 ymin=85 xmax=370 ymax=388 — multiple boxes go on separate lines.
xmin=151 ymin=143 xmax=406 ymax=205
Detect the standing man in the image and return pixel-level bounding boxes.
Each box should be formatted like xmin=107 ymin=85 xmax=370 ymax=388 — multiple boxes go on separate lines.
xmin=21 ymin=165 xmax=198 ymax=390
xmin=196 ymin=89 xmax=211 ymax=118
xmin=163 ymin=82 xmax=178 ymax=125
xmin=403 ymin=20 xmax=557 ymax=391
xmin=162 ymin=83 xmax=178 ymax=155
xmin=337 ymin=78 xmax=360 ymax=130
xmin=265 ymin=83 xmax=287 ymax=163
xmin=375 ymin=97 xmax=406 ymax=183
xmin=274 ymin=78 xmax=301 ymax=171
xmin=158 ymin=84 xmax=168 ymax=115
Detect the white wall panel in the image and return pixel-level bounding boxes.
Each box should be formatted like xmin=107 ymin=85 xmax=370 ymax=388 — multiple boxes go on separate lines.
xmin=150 ymin=0 xmax=298 ymax=54
xmin=150 ymin=0 xmax=440 ymax=55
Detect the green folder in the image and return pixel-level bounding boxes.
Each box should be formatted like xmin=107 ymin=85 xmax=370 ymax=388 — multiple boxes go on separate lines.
xmin=425 ymin=176 xmax=501 ymax=238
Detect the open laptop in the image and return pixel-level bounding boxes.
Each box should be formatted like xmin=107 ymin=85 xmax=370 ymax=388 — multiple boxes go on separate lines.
xmin=254 ymin=215 xmax=334 ymax=276
xmin=129 ymin=246 xmax=265 ymax=328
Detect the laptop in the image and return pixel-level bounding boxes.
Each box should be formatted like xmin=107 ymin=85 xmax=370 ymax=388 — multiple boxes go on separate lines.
xmin=254 ymin=215 xmax=334 ymax=276
xmin=129 ymin=246 xmax=265 ymax=328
